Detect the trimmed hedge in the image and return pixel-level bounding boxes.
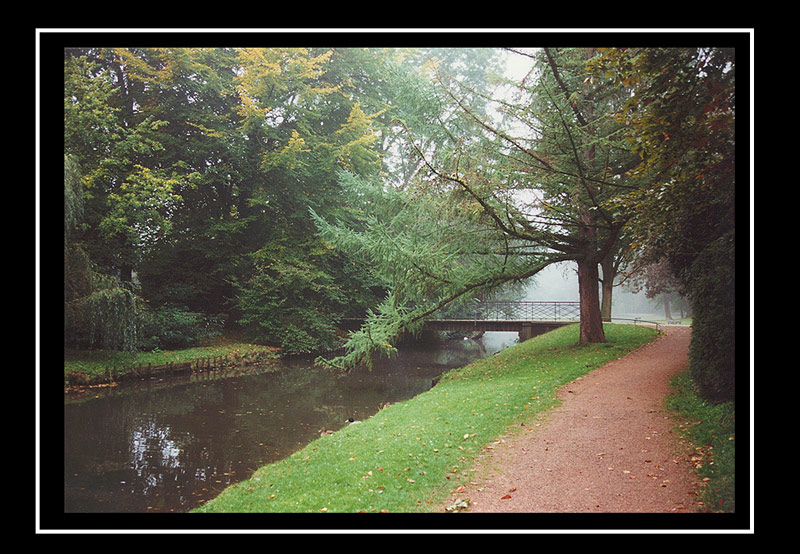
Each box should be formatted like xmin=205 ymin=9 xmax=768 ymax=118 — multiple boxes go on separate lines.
xmin=685 ymin=230 xmax=736 ymax=403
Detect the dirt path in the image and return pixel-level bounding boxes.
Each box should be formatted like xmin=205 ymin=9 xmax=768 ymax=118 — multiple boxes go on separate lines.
xmin=440 ymin=326 xmax=704 ymax=513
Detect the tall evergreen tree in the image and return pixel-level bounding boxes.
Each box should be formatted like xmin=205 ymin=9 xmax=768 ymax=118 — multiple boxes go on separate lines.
xmin=313 ymin=47 xmax=643 ymax=369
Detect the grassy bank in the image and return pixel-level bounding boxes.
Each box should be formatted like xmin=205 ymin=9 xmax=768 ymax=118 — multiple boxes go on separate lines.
xmin=193 ymin=323 xmax=659 ymax=513
xmin=64 ymin=342 xmax=280 ymax=387
xmin=665 ymin=371 xmax=736 ymax=513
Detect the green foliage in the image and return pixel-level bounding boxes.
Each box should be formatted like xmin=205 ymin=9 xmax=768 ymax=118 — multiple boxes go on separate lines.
xmin=63 ymin=47 xmax=403 ymax=356
xmin=317 ymin=292 xmax=422 ymax=369
xmin=63 ymin=155 xmax=83 ymax=237
xmin=591 ymin=47 xmax=735 ymax=274
xmin=64 ymin=271 xmax=140 ymax=352
xmin=312 ymin=170 xmax=556 ymax=369
xmin=591 ymin=47 xmax=737 ymax=403
xmin=234 ymin=241 xmax=359 ymax=355
xmin=61 ymin=47 xmax=528 ymax=359
xmin=312 ymin=47 xmax=647 ymax=364
xmin=684 ymin=231 xmax=736 ymax=403
xmin=137 ymin=305 xmax=225 ymax=351
xmin=60 ymin=45 xmax=740 ymax=394
xmin=65 ymin=50 xmax=200 ymax=279
xmin=63 ymin=55 xmax=120 ymax=165
xmin=64 ymin=151 xmax=141 ymax=352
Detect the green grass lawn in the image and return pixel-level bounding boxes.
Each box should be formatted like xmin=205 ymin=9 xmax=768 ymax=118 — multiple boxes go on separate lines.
xmin=665 ymin=371 xmax=736 ymax=513
xmin=64 ymin=342 xmax=280 ymax=385
xmin=193 ymin=323 xmax=660 ymax=513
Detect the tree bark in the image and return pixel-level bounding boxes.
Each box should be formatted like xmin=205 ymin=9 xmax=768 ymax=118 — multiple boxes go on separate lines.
xmin=663 ymin=293 xmax=672 ymax=321
xmin=600 ymin=257 xmax=614 ymax=322
xmin=577 ymin=257 xmax=606 ymax=343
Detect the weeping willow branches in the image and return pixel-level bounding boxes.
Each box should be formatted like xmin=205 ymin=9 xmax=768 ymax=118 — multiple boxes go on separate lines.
xmin=64 ymin=155 xmax=140 ymax=352
xmin=64 ymin=240 xmax=141 ymax=352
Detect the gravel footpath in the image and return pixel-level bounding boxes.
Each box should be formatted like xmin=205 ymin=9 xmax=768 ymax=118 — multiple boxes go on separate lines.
xmin=440 ymin=326 xmax=704 ymax=514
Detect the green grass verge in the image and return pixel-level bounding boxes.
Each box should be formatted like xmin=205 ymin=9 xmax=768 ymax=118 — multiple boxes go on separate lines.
xmin=193 ymin=323 xmax=659 ymax=513
xmin=64 ymin=343 xmax=280 ymax=385
xmin=665 ymin=371 xmax=736 ymax=513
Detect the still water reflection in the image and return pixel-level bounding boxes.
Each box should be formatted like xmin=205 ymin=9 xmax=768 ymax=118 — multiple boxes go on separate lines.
xmin=64 ymin=333 xmax=517 ymax=513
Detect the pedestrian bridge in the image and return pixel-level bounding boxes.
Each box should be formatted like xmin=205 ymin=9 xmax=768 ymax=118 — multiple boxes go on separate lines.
xmin=426 ymin=301 xmax=580 ymax=341
xmin=343 ymin=301 xmax=581 ymax=342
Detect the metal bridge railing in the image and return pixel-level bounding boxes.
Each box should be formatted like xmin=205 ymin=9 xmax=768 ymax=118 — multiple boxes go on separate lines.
xmin=438 ymin=301 xmax=581 ymax=322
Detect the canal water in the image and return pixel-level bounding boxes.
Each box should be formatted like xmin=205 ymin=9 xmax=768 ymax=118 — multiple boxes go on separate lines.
xmin=63 ymin=333 xmax=517 ymax=513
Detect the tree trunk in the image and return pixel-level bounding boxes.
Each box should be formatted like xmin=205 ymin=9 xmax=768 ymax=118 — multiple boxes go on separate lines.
xmin=120 ymin=263 xmax=133 ymax=283
xmin=577 ymin=257 xmax=606 ymax=343
xmin=600 ymin=257 xmax=614 ymax=322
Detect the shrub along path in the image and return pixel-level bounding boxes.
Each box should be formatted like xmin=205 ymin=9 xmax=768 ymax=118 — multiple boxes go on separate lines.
xmin=441 ymin=326 xmax=704 ymax=513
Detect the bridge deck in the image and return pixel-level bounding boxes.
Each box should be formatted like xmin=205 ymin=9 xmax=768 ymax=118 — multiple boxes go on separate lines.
xmin=423 ymin=319 xmax=573 ymax=331
xmin=340 ymin=302 xmax=581 ymax=341
xmin=340 ymin=317 xmax=576 ymax=341
xmin=424 ymin=319 xmax=573 ymax=340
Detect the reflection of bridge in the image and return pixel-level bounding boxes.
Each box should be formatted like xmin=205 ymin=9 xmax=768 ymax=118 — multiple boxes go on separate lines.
xmin=342 ymin=302 xmax=581 ymax=342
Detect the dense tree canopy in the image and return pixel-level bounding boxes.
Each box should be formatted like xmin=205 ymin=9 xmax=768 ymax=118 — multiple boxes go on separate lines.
xmin=314 ymin=47 xmax=648 ymax=369
xmin=589 ymin=47 xmax=737 ymax=401
xmin=63 ymin=46 xmax=506 ymax=355
xmin=60 ymin=43 xmax=741 ymax=401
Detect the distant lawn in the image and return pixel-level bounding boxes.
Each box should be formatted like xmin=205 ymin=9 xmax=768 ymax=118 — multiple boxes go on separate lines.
xmin=64 ymin=342 xmax=279 ymax=385
xmin=193 ymin=323 xmax=659 ymax=513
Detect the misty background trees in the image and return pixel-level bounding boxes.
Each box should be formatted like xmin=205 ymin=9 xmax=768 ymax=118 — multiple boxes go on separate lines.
xmin=61 ymin=45 xmax=739 ymax=402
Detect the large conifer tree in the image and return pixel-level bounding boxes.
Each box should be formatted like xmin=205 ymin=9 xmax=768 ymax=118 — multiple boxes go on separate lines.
xmin=313 ymin=47 xmax=642 ymax=368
